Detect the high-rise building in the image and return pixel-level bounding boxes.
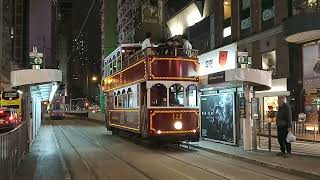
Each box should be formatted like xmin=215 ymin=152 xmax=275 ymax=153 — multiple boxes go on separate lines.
xmin=0 ymin=0 xmax=13 ymax=90
xmin=117 ymin=0 xmax=164 ymax=44
xmin=0 ymin=0 xmax=29 ymax=90
xmin=29 ymin=0 xmax=58 ymax=69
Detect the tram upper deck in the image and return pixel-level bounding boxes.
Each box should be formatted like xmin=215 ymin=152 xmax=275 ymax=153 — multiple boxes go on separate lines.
xmin=102 ymin=46 xmax=199 ymax=92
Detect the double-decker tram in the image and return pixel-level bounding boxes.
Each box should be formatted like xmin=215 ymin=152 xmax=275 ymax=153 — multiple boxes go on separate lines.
xmin=102 ymin=45 xmax=200 ymax=143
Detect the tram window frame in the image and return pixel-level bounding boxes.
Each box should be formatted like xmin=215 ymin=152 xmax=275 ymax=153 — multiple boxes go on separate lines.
xmin=114 ymin=92 xmax=118 ymax=108
xmin=122 ymin=89 xmax=127 ymax=108
xmin=117 ymin=91 xmax=121 ymax=108
xmin=186 ymin=84 xmax=198 ymax=107
xmin=128 ymin=88 xmax=133 ymax=108
xmin=150 ymin=84 xmax=167 ymax=107
xmin=169 ymin=84 xmax=184 ymax=107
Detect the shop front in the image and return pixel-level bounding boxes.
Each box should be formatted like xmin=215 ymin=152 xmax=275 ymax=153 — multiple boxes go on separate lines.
xmin=301 ymin=41 xmax=320 ymax=136
xmin=198 ymin=43 xmax=272 ymax=150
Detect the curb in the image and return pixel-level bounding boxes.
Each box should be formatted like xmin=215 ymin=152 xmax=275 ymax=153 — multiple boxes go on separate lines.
xmin=186 ymin=143 xmax=320 ymax=180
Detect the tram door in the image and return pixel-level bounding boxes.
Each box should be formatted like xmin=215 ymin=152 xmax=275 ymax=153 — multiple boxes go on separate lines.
xmin=139 ymin=82 xmax=148 ymax=138
xmin=105 ymin=91 xmax=114 ymax=128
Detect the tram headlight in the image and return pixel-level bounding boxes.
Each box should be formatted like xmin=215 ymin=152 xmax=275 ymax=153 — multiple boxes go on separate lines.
xmin=174 ymin=121 xmax=183 ymax=130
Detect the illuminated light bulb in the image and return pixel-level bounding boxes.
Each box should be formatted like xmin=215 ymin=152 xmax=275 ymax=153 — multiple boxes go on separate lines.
xmin=174 ymin=121 xmax=183 ymax=130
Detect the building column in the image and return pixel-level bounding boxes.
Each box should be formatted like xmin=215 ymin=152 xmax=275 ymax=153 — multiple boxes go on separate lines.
xmin=242 ymin=84 xmax=255 ymax=150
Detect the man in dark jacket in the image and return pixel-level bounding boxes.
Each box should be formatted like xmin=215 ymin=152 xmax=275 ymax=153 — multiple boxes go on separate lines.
xmin=276 ymin=96 xmax=292 ymax=157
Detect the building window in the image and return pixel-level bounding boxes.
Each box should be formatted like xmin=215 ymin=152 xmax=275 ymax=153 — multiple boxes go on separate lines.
xmin=240 ymin=0 xmax=251 ymax=37
xmin=186 ymin=85 xmax=198 ymax=107
xmin=262 ymin=50 xmax=276 ymax=77
xmin=169 ymin=84 xmax=184 ymax=107
xmin=292 ymin=0 xmax=320 ymax=15
xmin=150 ymin=84 xmax=167 ymax=107
xmin=223 ymin=0 xmax=232 ymax=43
xmin=261 ymin=0 xmax=275 ymax=30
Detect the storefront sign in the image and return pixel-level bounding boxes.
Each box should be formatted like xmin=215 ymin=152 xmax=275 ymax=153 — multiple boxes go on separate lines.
xmin=201 ymin=93 xmax=235 ymax=144
xmin=208 ymin=71 xmax=225 ymax=84
xmin=199 ymin=43 xmax=237 ymax=76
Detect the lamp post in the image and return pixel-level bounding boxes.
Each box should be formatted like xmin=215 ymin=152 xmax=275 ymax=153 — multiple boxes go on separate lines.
xmin=86 ymin=74 xmax=98 ymax=99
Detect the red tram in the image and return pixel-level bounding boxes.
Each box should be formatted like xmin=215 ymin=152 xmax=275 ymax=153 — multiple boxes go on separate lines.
xmin=102 ymin=45 xmax=199 ymax=142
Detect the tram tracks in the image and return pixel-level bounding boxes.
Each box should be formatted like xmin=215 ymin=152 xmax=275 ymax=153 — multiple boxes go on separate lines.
xmin=61 ymin=120 xmax=231 ymax=180
xmin=52 ymin=119 xmax=308 ymax=180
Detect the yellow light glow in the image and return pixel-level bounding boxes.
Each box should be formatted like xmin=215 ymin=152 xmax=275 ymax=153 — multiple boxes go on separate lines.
xmin=92 ymin=76 xmax=98 ymax=81
xmin=174 ymin=121 xmax=183 ymax=130
xmin=157 ymin=130 xmax=162 ymax=134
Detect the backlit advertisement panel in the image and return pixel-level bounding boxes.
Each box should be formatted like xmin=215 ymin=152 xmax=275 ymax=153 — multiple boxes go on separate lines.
xmin=201 ymin=93 xmax=235 ymax=144
xmin=199 ymin=43 xmax=237 ymax=76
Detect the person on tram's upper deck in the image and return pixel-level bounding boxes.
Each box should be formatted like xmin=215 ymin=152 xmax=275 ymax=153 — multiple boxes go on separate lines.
xmin=141 ymin=32 xmax=153 ymax=50
xmin=182 ymin=36 xmax=193 ymax=57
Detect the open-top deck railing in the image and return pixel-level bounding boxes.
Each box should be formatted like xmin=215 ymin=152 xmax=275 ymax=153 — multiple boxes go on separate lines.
xmin=118 ymin=47 xmax=199 ymax=74
xmin=0 ymin=122 xmax=28 ymax=180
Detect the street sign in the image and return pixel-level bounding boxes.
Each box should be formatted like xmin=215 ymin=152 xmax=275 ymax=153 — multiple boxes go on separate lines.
xmin=29 ymin=46 xmax=43 ymax=65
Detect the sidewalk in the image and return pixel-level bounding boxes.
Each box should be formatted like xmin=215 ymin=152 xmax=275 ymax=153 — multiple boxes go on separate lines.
xmin=14 ymin=124 xmax=68 ymax=180
xmin=187 ymin=140 xmax=320 ymax=180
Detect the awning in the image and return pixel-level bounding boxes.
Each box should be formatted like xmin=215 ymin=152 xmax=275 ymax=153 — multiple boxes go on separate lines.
xmin=11 ymin=69 xmax=62 ymax=101
xmin=199 ymin=68 xmax=272 ymax=90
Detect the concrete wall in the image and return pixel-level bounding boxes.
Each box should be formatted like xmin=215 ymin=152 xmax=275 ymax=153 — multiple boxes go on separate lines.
xmin=88 ymin=112 xmax=105 ymax=123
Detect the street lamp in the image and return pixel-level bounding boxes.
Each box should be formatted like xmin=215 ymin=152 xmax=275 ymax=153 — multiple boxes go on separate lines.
xmin=86 ymin=74 xmax=98 ymax=98
xmin=92 ymin=76 xmax=97 ymax=81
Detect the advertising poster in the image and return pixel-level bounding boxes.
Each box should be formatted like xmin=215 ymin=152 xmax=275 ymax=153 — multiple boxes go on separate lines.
xmin=201 ymin=93 xmax=235 ymax=144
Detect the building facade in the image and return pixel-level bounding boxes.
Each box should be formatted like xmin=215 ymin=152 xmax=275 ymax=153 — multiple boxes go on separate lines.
xmin=29 ymin=0 xmax=58 ymax=69
xmin=0 ymin=0 xmax=29 ymax=90
xmin=166 ymin=0 xmax=320 ymax=144
xmin=117 ymin=0 xmax=164 ymax=43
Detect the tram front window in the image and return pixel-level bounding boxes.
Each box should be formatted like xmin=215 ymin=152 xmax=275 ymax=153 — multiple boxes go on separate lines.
xmin=186 ymin=84 xmax=197 ymax=107
xmin=169 ymin=84 xmax=184 ymax=107
xmin=150 ymin=84 xmax=167 ymax=107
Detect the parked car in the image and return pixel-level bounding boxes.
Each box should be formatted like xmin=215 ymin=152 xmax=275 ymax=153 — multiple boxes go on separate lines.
xmin=0 ymin=108 xmax=21 ymax=133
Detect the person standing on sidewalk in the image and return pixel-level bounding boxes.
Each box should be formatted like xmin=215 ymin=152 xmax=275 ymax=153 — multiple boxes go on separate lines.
xmin=276 ymin=96 xmax=292 ymax=157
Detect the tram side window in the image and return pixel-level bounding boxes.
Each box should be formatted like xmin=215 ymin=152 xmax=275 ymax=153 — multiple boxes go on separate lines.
xmin=122 ymin=89 xmax=127 ymax=108
xmin=117 ymin=91 xmax=121 ymax=107
xmin=169 ymin=84 xmax=184 ymax=107
xmin=150 ymin=84 xmax=167 ymax=107
xmin=186 ymin=85 xmax=198 ymax=107
xmin=128 ymin=88 xmax=133 ymax=108
xmin=114 ymin=92 xmax=118 ymax=108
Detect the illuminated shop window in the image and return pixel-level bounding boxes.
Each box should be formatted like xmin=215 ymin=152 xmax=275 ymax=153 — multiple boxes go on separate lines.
xmin=223 ymin=0 xmax=232 ymax=42
xmin=186 ymin=85 xmax=198 ymax=107
xmin=224 ymin=0 xmax=232 ymax=19
xmin=169 ymin=84 xmax=184 ymax=107
xmin=150 ymin=84 xmax=167 ymax=107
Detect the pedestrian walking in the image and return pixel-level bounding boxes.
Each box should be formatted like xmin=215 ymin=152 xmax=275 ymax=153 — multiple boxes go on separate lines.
xmin=276 ymin=96 xmax=292 ymax=157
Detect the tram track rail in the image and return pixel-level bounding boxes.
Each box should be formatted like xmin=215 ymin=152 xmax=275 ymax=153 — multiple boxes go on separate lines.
xmin=54 ymin=119 xmax=309 ymax=180
xmin=52 ymin=122 xmax=100 ymax=180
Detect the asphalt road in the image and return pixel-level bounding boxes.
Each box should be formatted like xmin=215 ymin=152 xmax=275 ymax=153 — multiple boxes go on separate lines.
xmin=49 ymin=118 xmax=309 ymax=180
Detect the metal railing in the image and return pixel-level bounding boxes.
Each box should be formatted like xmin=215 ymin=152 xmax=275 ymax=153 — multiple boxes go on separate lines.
xmin=117 ymin=47 xmax=199 ymax=74
xmin=0 ymin=122 xmax=28 ymax=180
